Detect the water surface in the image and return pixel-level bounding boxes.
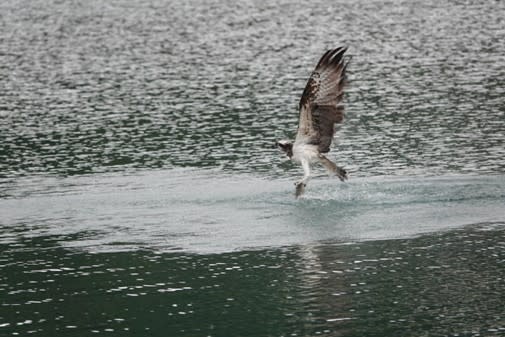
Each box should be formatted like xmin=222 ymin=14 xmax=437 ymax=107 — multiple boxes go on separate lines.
xmin=1 ymin=0 xmax=505 ymax=336
xmin=1 ymin=171 xmax=504 ymax=254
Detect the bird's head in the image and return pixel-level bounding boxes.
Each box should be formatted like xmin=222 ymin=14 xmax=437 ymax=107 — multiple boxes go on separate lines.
xmin=276 ymin=139 xmax=293 ymax=159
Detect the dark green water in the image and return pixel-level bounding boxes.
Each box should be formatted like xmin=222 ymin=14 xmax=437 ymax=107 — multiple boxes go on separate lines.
xmin=1 ymin=0 xmax=505 ymax=336
xmin=1 ymin=224 xmax=504 ymax=336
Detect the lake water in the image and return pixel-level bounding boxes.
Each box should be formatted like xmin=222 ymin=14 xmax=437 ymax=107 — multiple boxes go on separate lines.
xmin=1 ymin=0 xmax=505 ymax=336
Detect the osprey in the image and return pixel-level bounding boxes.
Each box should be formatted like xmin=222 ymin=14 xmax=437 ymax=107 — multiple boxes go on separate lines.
xmin=277 ymin=47 xmax=350 ymax=198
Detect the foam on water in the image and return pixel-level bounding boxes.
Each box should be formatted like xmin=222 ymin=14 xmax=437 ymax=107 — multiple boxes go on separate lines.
xmin=1 ymin=169 xmax=504 ymax=254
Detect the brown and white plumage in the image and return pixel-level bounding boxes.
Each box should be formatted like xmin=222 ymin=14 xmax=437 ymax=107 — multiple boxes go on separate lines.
xmin=277 ymin=47 xmax=350 ymax=198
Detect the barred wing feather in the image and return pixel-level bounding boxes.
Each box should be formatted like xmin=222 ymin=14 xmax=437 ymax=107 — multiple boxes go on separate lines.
xmin=296 ymin=47 xmax=349 ymax=153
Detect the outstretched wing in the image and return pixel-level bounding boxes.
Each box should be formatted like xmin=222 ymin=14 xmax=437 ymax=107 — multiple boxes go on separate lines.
xmin=296 ymin=47 xmax=349 ymax=153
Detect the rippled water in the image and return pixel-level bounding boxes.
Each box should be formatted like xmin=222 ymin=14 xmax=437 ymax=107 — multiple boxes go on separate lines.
xmin=1 ymin=0 xmax=505 ymax=336
xmin=1 ymin=0 xmax=505 ymax=178
xmin=1 ymin=224 xmax=504 ymax=336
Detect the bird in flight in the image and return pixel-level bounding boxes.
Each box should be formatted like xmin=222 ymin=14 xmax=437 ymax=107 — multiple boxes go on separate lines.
xmin=277 ymin=47 xmax=350 ymax=198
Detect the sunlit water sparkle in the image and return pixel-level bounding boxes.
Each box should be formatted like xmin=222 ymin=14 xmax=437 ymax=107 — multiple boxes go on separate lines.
xmin=1 ymin=0 xmax=505 ymax=336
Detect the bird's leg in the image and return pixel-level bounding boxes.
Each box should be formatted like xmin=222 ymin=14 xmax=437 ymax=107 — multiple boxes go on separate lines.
xmin=295 ymin=159 xmax=311 ymax=198
xmin=318 ymin=154 xmax=347 ymax=181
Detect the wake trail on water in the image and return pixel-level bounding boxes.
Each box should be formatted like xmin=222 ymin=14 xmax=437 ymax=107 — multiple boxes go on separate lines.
xmin=1 ymin=169 xmax=504 ymax=254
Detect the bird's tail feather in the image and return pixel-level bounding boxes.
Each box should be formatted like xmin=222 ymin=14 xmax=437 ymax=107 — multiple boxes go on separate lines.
xmin=318 ymin=155 xmax=347 ymax=181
